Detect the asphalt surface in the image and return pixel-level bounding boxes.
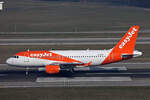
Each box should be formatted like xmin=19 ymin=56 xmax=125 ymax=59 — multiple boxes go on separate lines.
xmin=0 ymin=29 xmax=150 ymax=34
xmin=0 ymin=37 xmax=150 ymax=45
xmin=0 ymin=37 xmax=149 ymax=87
xmin=0 ymin=63 xmax=150 ymax=87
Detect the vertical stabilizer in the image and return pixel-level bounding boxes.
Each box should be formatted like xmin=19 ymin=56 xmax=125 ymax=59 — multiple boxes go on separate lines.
xmin=102 ymin=25 xmax=140 ymax=64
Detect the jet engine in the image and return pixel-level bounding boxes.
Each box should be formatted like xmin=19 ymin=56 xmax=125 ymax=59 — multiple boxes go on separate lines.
xmin=38 ymin=64 xmax=75 ymax=74
xmin=45 ymin=65 xmax=60 ymax=74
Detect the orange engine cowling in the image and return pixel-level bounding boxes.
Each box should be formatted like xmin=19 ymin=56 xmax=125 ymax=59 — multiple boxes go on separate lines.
xmin=46 ymin=65 xmax=60 ymax=74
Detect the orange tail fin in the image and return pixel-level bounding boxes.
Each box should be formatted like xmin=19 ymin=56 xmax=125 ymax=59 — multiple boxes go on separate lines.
xmin=102 ymin=25 xmax=140 ymax=64
xmin=114 ymin=25 xmax=140 ymax=54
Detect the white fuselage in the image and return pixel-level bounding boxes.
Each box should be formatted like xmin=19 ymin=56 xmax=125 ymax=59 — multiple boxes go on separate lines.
xmin=6 ymin=49 xmax=142 ymax=68
xmin=6 ymin=50 xmax=111 ymax=67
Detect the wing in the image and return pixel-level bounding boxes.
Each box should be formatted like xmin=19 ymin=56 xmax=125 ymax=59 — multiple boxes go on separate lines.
xmin=45 ymin=62 xmax=92 ymax=74
xmin=50 ymin=61 xmax=92 ymax=68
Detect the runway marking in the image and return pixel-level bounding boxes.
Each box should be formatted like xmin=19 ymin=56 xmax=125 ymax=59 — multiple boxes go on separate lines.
xmin=0 ymin=30 xmax=150 ymax=34
xmin=112 ymin=62 xmax=150 ymax=65
xmin=3 ymin=79 xmax=150 ymax=88
xmin=0 ymin=42 xmax=150 ymax=45
xmin=0 ymin=37 xmax=150 ymax=46
xmin=84 ymin=73 xmax=150 ymax=75
xmin=0 ymin=37 xmax=149 ymax=40
xmin=36 ymin=77 xmax=132 ymax=82
xmin=75 ymin=67 xmax=127 ymax=71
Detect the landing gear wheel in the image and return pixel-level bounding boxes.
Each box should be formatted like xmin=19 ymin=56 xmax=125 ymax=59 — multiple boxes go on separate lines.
xmin=25 ymin=67 xmax=29 ymax=75
xmin=70 ymin=68 xmax=75 ymax=73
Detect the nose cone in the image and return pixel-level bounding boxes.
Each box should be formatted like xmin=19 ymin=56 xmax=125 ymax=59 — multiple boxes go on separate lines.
xmin=6 ymin=58 xmax=13 ymax=65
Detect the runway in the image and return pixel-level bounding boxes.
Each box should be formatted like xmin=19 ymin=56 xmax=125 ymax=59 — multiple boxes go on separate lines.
xmin=0 ymin=37 xmax=150 ymax=45
xmin=0 ymin=63 xmax=150 ymax=87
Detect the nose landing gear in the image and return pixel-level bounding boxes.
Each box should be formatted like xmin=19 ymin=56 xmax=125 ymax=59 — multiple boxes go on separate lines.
xmin=25 ymin=67 xmax=29 ymax=75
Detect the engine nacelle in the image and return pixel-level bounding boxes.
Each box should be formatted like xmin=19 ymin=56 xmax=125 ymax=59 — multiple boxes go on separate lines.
xmin=46 ymin=65 xmax=60 ymax=74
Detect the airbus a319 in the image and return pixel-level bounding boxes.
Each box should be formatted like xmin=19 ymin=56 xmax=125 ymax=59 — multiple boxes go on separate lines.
xmin=6 ymin=25 xmax=142 ymax=74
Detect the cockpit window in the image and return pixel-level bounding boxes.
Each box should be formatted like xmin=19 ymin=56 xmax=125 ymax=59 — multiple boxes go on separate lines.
xmin=12 ymin=56 xmax=19 ymax=58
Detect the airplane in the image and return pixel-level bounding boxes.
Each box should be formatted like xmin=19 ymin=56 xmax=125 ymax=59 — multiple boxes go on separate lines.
xmin=6 ymin=25 xmax=142 ymax=74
